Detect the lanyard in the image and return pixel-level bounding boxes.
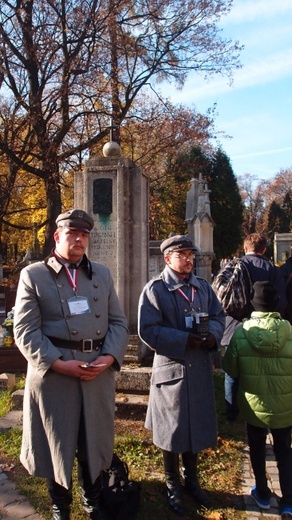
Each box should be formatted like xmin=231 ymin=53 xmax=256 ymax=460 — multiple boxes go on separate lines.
xmin=176 ymin=286 xmax=196 ymax=309
xmin=54 ymin=252 xmax=79 ymax=294
xmin=64 ymin=265 xmax=78 ymax=294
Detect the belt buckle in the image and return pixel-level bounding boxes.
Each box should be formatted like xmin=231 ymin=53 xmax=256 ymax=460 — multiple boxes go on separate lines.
xmin=82 ymin=339 xmax=93 ymax=353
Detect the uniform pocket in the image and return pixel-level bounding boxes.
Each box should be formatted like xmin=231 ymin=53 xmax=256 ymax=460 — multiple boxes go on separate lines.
xmin=151 ymin=363 xmax=184 ymax=386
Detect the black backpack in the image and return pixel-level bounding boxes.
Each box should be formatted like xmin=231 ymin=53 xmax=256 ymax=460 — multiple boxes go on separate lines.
xmin=212 ymin=258 xmax=253 ymax=321
xmin=101 ymin=453 xmax=140 ymax=520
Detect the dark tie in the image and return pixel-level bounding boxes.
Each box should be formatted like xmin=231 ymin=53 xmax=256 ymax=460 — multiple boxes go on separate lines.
xmin=69 ymin=263 xmax=78 ymax=269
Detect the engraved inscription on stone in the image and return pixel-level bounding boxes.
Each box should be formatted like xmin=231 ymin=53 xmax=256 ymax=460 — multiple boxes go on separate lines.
xmin=93 ymin=179 xmax=112 ymax=214
xmin=89 ymin=220 xmax=117 ymax=280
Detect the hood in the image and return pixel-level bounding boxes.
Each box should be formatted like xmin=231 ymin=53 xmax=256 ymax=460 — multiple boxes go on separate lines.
xmin=242 ymin=312 xmax=291 ymax=356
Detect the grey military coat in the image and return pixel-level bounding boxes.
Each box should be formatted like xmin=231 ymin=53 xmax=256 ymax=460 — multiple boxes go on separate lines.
xmin=14 ymin=255 xmax=129 ymax=489
xmin=138 ymin=265 xmax=225 ymax=454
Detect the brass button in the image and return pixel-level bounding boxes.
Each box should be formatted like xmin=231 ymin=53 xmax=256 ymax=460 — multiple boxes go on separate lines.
xmin=94 ymin=283 xmax=99 ymax=288
xmin=96 ymin=330 xmax=101 ymax=335
xmin=72 ymin=330 xmax=78 ymax=335
xmin=189 ymin=363 xmax=192 ymax=368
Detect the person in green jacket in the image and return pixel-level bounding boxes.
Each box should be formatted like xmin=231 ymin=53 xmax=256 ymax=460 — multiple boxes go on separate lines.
xmin=223 ymin=281 xmax=292 ymax=520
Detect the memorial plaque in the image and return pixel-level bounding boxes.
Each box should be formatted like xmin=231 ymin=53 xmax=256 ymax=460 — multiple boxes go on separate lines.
xmin=93 ymin=179 xmax=112 ymax=214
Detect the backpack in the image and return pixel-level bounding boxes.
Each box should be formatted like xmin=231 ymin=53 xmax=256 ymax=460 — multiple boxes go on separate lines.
xmin=212 ymin=258 xmax=253 ymax=321
xmin=100 ymin=453 xmax=140 ymax=520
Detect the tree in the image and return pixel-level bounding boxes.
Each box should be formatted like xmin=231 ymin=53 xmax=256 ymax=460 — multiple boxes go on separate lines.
xmin=0 ymin=0 xmax=242 ymax=255
xmin=208 ymin=148 xmax=243 ymax=264
xmin=150 ymin=145 xmax=243 ymax=266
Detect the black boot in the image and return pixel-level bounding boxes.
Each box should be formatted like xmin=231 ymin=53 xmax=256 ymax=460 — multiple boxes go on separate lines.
xmin=162 ymin=450 xmax=184 ymax=516
xmin=181 ymin=452 xmax=211 ymax=508
xmin=78 ymin=460 xmax=110 ymax=520
xmin=47 ymin=479 xmax=72 ymax=520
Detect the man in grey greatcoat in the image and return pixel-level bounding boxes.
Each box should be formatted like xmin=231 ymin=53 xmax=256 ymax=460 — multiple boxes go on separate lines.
xmin=138 ymin=235 xmax=225 ymax=516
xmin=14 ymin=209 xmax=129 ymax=520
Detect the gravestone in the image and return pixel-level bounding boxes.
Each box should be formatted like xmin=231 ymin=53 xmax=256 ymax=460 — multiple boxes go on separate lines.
xmin=74 ymin=149 xmax=149 ymax=342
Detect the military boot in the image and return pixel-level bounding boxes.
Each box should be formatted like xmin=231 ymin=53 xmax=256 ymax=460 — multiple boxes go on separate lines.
xmin=163 ymin=450 xmax=184 ymax=516
xmin=181 ymin=451 xmax=211 ymax=508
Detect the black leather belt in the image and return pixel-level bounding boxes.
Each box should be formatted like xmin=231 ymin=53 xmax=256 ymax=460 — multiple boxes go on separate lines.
xmin=48 ymin=336 xmax=104 ymax=353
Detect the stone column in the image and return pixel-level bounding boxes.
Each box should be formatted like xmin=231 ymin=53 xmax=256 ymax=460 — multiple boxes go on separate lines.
xmin=74 ymin=155 xmax=149 ymax=337
xmin=185 ymin=174 xmax=215 ymax=283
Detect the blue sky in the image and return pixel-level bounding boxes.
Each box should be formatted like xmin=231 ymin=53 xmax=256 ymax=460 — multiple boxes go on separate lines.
xmin=164 ymin=0 xmax=292 ymax=182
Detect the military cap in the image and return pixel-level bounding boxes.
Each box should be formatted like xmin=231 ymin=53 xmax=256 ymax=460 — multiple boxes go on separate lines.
xmin=56 ymin=209 xmax=94 ymax=233
xmin=160 ymin=234 xmax=197 ymax=254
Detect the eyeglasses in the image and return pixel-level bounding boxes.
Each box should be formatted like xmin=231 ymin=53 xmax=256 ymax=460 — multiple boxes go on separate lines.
xmin=171 ymin=253 xmax=195 ymax=261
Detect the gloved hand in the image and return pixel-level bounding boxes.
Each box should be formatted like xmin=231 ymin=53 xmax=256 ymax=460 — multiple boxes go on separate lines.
xmin=187 ymin=332 xmax=216 ymax=350
xmin=201 ymin=333 xmax=216 ymax=350
xmin=187 ymin=333 xmax=205 ymax=349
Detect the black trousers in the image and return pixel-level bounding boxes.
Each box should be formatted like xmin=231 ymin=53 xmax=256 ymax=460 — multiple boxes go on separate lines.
xmin=247 ymin=423 xmax=292 ymax=508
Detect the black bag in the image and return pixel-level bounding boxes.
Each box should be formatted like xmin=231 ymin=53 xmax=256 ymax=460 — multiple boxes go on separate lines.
xmin=101 ymin=453 xmax=140 ymax=520
xmin=212 ymin=258 xmax=253 ymax=321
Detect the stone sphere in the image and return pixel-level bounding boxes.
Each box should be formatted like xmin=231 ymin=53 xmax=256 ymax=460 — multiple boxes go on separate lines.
xmin=102 ymin=141 xmax=121 ymax=157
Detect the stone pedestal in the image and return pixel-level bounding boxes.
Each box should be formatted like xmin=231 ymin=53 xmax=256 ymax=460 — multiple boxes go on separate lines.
xmin=75 ymin=156 xmax=149 ymax=336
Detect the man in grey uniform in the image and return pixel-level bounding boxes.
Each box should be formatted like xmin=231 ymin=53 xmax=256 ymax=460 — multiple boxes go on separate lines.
xmin=138 ymin=235 xmax=225 ymax=515
xmin=14 ymin=209 xmax=129 ymax=520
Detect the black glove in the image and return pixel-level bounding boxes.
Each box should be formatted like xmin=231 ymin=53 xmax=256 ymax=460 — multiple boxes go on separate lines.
xmin=201 ymin=333 xmax=216 ymax=350
xmin=187 ymin=333 xmax=205 ymax=349
xmin=187 ymin=332 xmax=216 ymax=350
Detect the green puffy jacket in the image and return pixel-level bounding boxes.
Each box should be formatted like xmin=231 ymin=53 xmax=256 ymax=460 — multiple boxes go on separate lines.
xmin=223 ymin=312 xmax=292 ymax=428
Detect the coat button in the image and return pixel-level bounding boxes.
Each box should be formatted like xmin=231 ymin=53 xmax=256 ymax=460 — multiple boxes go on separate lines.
xmin=188 ymin=363 xmax=192 ymax=368
xmin=96 ymin=330 xmax=101 ymax=335
xmin=94 ymin=283 xmax=99 ymax=288
xmin=72 ymin=330 xmax=78 ymax=335
xmin=94 ymin=297 xmax=98 ymax=301
xmin=95 ymin=314 xmax=101 ymax=318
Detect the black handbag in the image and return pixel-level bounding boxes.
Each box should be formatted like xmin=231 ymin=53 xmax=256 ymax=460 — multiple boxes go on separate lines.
xmin=101 ymin=453 xmax=140 ymax=520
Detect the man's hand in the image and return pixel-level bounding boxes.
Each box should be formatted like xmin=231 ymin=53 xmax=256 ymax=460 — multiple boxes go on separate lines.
xmin=201 ymin=333 xmax=216 ymax=350
xmin=187 ymin=333 xmax=204 ymax=349
xmin=51 ymin=355 xmax=114 ymax=380
xmin=187 ymin=332 xmax=216 ymax=350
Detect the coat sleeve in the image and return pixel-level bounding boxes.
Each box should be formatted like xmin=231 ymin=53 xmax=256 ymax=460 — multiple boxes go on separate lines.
xmin=203 ymin=281 xmax=226 ymax=348
xmin=99 ymin=271 xmax=129 ymax=370
xmin=138 ymin=282 xmax=189 ymax=359
xmin=13 ymin=267 xmax=64 ymax=375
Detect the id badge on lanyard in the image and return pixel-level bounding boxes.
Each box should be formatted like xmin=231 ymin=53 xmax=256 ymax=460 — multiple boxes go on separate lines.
xmin=67 ymin=296 xmax=91 ymax=315
xmin=64 ymin=265 xmax=91 ymax=315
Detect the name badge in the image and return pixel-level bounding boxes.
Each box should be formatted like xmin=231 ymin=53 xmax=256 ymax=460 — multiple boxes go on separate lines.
xmin=185 ymin=316 xmax=193 ymax=329
xmin=67 ymin=296 xmax=91 ymax=315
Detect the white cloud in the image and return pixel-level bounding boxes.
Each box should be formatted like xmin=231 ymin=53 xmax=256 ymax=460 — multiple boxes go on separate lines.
xmin=171 ymin=48 xmax=292 ymax=102
xmin=232 ymin=147 xmax=292 ymax=159
xmin=222 ymin=0 xmax=292 ymax=25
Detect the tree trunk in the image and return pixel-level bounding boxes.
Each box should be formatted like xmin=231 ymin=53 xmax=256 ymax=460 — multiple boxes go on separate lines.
xmin=43 ymin=166 xmax=62 ymax=257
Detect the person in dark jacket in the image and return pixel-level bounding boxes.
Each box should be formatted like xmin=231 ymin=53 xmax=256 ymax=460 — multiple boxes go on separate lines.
xmin=223 ymin=281 xmax=292 ymax=520
xmin=221 ymin=233 xmax=276 ymax=421
xmin=138 ymin=235 xmax=225 ymax=516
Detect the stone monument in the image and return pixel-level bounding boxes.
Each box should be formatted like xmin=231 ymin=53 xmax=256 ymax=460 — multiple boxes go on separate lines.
xmin=185 ymin=173 xmax=215 ymax=282
xmin=74 ymin=130 xmax=149 ymax=345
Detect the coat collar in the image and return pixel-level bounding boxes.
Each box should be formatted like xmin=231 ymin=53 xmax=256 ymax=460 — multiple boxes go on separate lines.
xmin=160 ymin=264 xmax=201 ymax=292
xmin=44 ymin=250 xmax=93 ymax=279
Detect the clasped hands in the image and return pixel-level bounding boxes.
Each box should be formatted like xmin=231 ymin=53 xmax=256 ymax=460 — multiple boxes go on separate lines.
xmin=187 ymin=332 xmax=216 ymax=350
xmin=51 ymin=354 xmax=114 ymax=380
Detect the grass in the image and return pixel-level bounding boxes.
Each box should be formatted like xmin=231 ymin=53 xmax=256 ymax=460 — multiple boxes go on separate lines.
xmin=0 ymin=371 xmax=247 ymax=519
